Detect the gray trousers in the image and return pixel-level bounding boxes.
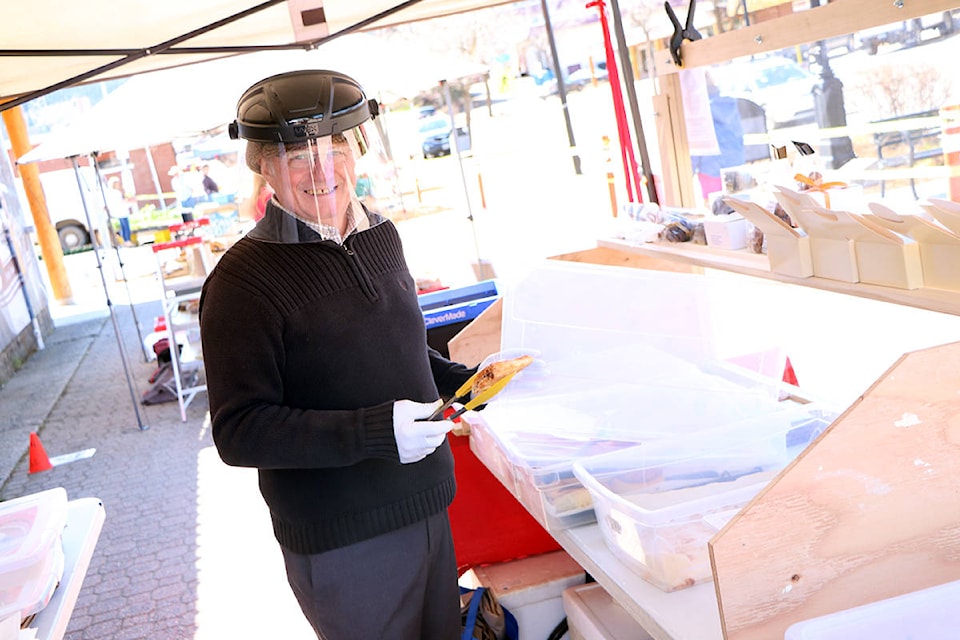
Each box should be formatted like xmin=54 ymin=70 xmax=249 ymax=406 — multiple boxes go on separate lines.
xmin=281 ymin=510 xmax=461 ymax=640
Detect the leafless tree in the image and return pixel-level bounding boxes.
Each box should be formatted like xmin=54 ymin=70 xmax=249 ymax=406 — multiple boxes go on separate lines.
xmin=845 ymin=62 xmax=952 ymax=119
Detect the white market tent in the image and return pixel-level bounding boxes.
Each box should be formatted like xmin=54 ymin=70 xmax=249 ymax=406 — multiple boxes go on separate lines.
xmin=0 ymin=0 xmax=510 ymax=107
xmin=17 ymin=36 xmax=489 ymax=164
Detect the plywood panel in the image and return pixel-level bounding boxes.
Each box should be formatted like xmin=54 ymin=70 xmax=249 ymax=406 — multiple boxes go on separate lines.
xmin=549 ymin=247 xmax=702 ymax=274
xmin=447 ymin=298 xmax=502 ymax=369
xmin=709 ymin=340 xmax=960 ymax=640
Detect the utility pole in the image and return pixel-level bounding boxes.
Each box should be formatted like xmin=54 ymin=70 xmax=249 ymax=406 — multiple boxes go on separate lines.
xmin=2 ymin=105 xmax=73 ymax=302
xmin=810 ymin=0 xmax=855 ymax=169
xmin=540 ymin=0 xmax=582 ymax=175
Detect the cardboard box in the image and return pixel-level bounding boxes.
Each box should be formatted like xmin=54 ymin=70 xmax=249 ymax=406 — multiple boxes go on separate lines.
xmin=725 ymin=197 xmax=814 ymax=278
xmin=869 ymin=203 xmax=960 ymax=292
xmin=702 ymin=213 xmax=749 ymax=250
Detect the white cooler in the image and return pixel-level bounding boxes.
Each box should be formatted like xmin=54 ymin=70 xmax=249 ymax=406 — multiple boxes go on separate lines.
xmin=562 ymin=582 xmax=653 ymax=640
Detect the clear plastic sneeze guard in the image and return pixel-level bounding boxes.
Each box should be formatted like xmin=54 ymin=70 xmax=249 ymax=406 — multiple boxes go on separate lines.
xmin=469 ymin=261 xmax=839 ymax=533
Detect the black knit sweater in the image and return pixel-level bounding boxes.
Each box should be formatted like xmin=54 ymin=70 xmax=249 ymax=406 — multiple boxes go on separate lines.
xmin=198 ymin=208 xmax=475 ymax=554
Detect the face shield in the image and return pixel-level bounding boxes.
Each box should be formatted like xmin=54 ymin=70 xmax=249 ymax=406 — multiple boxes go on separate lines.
xmin=252 ymin=121 xmax=396 ymax=244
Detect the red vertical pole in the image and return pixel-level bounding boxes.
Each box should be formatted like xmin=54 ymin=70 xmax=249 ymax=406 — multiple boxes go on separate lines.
xmin=588 ymin=0 xmax=643 ymax=203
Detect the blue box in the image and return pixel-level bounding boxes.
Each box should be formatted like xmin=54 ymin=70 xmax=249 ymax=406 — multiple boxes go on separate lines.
xmin=418 ymin=280 xmax=499 ymax=358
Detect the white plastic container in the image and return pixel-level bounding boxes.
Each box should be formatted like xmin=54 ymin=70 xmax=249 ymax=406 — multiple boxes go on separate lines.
xmin=497 ymin=261 xmax=792 ymax=398
xmin=470 ymin=360 xmax=804 ymax=531
xmin=562 ymin=583 xmax=653 ymax=640
xmin=572 ymin=408 xmax=834 ymax=591
xmin=0 ymin=487 xmax=68 ymax=622
xmin=784 ymin=579 xmax=960 ymax=639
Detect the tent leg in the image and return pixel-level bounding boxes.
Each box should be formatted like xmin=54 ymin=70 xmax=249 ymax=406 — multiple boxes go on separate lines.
xmin=70 ymin=156 xmax=149 ymax=431
xmin=441 ymin=80 xmax=488 ymax=281
xmin=91 ymin=154 xmax=150 ymax=361
xmin=91 ymin=151 xmax=150 ymax=362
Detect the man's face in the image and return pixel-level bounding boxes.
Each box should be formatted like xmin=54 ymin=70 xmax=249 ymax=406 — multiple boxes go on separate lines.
xmin=261 ymin=137 xmax=357 ymax=227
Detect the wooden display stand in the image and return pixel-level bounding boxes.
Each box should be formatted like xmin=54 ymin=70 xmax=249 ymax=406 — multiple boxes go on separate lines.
xmin=710 ymin=340 xmax=960 ymax=640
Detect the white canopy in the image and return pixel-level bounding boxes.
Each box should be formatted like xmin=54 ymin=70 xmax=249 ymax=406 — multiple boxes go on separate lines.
xmin=17 ymin=34 xmax=488 ymax=164
xmin=1 ymin=0 xmax=508 ymax=103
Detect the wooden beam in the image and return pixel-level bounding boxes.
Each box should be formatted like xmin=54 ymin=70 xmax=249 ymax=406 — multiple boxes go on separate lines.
xmin=710 ymin=340 xmax=960 ymax=640
xmin=655 ymin=0 xmax=958 ymax=73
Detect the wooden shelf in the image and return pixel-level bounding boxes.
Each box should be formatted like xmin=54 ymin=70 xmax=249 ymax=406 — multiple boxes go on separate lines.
xmin=598 ymin=238 xmax=960 ymax=317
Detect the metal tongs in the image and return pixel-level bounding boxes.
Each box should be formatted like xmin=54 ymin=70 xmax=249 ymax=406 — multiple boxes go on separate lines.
xmin=426 ymin=369 xmax=521 ymax=422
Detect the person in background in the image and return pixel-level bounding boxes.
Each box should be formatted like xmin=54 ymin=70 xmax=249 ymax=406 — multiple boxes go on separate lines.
xmin=201 ymin=163 xmax=220 ymax=200
xmin=105 ymin=177 xmax=132 ymax=245
xmin=168 ymin=166 xmax=196 ymax=211
xmin=198 ymin=69 xmax=479 ymax=640
xmin=691 ymin=73 xmax=745 ymax=206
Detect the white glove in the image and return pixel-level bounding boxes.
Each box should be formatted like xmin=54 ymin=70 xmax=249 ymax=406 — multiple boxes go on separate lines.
xmin=393 ymin=399 xmax=453 ymax=464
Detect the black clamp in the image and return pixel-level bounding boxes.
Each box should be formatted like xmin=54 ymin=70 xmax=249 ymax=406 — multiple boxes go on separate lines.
xmin=665 ymin=0 xmax=702 ymax=66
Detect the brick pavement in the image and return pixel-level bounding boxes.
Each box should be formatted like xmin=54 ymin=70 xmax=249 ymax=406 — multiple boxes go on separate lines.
xmin=0 ymin=302 xmax=313 ymax=639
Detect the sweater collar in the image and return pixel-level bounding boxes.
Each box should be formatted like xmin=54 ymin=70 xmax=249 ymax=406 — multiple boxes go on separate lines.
xmin=247 ymin=199 xmax=385 ymax=244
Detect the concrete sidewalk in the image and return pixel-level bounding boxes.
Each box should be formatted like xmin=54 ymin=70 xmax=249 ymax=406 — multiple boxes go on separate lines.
xmin=0 ymin=291 xmax=313 ymax=639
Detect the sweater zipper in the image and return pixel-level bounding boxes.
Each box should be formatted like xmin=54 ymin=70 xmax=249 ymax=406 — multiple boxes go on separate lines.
xmin=341 ymin=238 xmax=378 ymax=301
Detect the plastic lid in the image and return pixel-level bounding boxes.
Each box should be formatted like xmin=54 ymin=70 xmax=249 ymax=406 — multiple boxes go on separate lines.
xmin=0 ymin=488 xmax=68 ymax=622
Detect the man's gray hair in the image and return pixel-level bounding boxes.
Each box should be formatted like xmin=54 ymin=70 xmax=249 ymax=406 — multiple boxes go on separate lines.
xmin=246 ymin=133 xmax=353 ymax=173
xmin=245 ymin=140 xmax=276 ymax=174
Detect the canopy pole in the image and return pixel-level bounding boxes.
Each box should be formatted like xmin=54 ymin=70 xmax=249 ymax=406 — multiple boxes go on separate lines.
xmin=441 ymin=79 xmax=489 ymax=280
xmin=69 ymin=155 xmax=148 ymax=431
xmin=540 ymin=0 xmax=582 ymax=175
xmin=91 ymin=153 xmax=150 ymax=362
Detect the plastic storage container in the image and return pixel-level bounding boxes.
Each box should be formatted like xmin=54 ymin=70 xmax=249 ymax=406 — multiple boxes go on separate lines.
xmin=468 ymin=406 xmax=645 ymax=530
xmin=572 ymin=407 xmax=834 ymax=591
xmin=497 ymin=261 xmax=792 ymax=400
xmin=783 ymin=579 xmax=960 ymax=639
xmin=0 ymin=487 xmax=69 ymax=622
xmin=469 ymin=358 xmax=806 ymax=531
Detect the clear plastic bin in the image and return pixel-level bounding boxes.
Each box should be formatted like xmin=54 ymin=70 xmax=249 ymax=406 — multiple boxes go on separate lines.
xmin=0 ymin=487 xmax=68 ymax=622
xmin=572 ymin=407 xmax=835 ymax=591
xmin=469 ymin=375 xmax=810 ymax=531
xmin=497 ymin=261 xmax=793 ymax=403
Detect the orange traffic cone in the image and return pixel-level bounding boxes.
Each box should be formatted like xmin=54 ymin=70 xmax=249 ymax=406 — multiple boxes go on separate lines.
xmin=29 ymin=432 xmax=53 ymax=473
xmin=782 ymin=357 xmax=799 ymax=387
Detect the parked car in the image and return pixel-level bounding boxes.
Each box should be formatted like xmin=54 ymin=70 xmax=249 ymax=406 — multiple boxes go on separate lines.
xmin=23 ymin=167 xmax=103 ymax=251
xmin=713 ymin=56 xmax=819 ymax=129
xmin=857 ymin=11 xmax=957 ymax=54
xmin=417 ymin=115 xmax=470 ymax=159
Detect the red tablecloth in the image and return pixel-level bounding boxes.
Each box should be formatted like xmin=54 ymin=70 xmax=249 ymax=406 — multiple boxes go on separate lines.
xmin=447 ymin=433 xmax=561 ymax=574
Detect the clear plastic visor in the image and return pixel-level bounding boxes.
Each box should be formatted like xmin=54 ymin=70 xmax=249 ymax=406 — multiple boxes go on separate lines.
xmin=255 ymin=122 xmax=395 ymax=243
